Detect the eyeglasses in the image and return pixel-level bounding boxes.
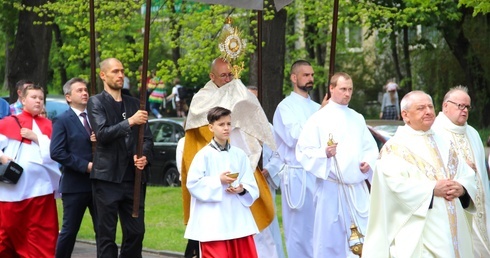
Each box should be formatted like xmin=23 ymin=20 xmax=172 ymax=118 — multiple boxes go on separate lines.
xmin=217 ymin=73 xmax=234 ymax=79
xmin=446 ymin=100 xmax=471 ymax=111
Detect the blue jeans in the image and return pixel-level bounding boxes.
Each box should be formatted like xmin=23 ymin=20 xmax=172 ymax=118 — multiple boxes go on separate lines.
xmin=149 ymin=102 xmax=162 ymax=117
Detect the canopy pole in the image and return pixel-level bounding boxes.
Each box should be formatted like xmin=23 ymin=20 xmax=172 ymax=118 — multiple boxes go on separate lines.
xmin=89 ymin=0 xmax=96 ymax=95
xmin=257 ymin=10 xmax=263 ymax=103
xmin=133 ymin=0 xmax=152 ymax=218
xmin=327 ymin=0 xmax=339 ymax=97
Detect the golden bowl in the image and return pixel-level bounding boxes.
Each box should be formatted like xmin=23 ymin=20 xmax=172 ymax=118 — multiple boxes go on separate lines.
xmin=227 ymin=173 xmax=239 ymax=178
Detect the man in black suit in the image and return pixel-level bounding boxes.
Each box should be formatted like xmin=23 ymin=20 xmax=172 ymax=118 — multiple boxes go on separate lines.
xmin=50 ymin=77 xmax=98 ymax=258
xmin=87 ymin=58 xmax=153 ymax=258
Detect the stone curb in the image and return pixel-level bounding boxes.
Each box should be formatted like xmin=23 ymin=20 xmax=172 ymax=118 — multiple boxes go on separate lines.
xmin=76 ymin=239 xmax=185 ymax=258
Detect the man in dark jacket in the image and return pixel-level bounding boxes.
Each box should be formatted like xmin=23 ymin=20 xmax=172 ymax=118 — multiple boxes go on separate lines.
xmin=87 ymin=58 xmax=153 ymax=258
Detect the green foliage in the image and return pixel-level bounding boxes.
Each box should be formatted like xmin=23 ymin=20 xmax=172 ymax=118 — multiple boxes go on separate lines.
xmin=459 ymin=0 xmax=490 ymax=15
xmin=151 ymin=3 xmax=257 ymax=87
xmin=0 ymin=1 xmax=19 ymax=89
xmin=32 ymin=1 xmax=260 ymax=92
xmin=1 ymin=0 xmax=489 ymax=127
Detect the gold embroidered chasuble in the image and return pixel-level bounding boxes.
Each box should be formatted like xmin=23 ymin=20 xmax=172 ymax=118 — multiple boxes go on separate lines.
xmin=363 ymin=125 xmax=476 ymax=258
xmin=433 ymin=112 xmax=490 ymax=257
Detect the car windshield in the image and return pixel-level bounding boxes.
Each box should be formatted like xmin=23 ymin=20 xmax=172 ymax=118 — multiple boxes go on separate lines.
xmin=45 ymin=99 xmax=69 ymax=120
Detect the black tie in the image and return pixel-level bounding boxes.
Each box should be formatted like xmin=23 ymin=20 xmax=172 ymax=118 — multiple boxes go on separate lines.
xmin=80 ymin=112 xmax=92 ymax=136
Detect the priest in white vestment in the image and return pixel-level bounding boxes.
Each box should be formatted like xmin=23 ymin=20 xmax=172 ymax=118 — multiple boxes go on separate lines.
xmin=364 ymin=90 xmax=476 ymax=258
xmin=273 ymin=60 xmax=324 ymax=258
xmin=296 ymin=72 xmax=378 ymax=258
xmin=432 ymin=86 xmax=490 ymax=257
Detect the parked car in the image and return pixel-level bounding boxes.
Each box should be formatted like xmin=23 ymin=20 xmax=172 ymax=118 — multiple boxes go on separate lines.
xmin=366 ymin=119 xmax=404 ymax=150
xmin=45 ymin=96 xmax=69 ymax=120
xmin=368 ymin=125 xmax=390 ymax=150
xmin=148 ymin=118 xmax=185 ymax=186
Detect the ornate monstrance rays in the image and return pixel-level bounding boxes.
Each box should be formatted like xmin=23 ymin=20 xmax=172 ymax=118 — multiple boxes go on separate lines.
xmin=218 ymin=17 xmax=247 ymax=79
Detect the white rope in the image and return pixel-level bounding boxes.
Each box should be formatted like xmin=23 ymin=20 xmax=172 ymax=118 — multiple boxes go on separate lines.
xmin=282 ymin=165 xmax=307 ymax=209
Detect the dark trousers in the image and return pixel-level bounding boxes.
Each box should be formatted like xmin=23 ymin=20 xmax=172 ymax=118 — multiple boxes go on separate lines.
xmin=56 ymin=192 xmax=98 ymax=258
xmin=92 ymin=180 xmax=146 ymax=258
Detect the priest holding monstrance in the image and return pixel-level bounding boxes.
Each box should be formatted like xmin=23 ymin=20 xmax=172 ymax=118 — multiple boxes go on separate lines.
xmin=181 ymin=21 xmax=276 ymax=257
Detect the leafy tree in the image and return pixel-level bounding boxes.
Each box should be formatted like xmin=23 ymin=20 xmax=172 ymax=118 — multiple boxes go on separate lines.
xmin=7 ymin=0 xmax=53 ymax=102
xmin=459 ymin=0 xmax=490 ymax=15
xmin=40 ymin=0 xmax=145 ymax=93
xmin=350 ymin=0 xmax=490 ymax=126
xmin=0 ymin=1 xmax=18 ymax=91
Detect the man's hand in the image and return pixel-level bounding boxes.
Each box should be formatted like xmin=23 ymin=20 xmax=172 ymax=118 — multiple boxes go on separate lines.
xmin=128 ymin=110 xmax=148 ymax=126
xmin=220 ymin=172 xmax=237 ymax=185
xmin=261 ymin=168 xmax=269 ymax=177
xmin=133 ymin=155 xmax=148 ymax=170
xmin=0 ymin=154 xmax=12 ymax=164
xmin=434 ymin=179 xmax=465 ymax=201
xmin=445 ymin=180 xmax=466 ymax=201
xmin=87 ymin=162 xmax=93 ymax=173
xmin=359 ymin=162 xmax=370 ymax=174
xmin=320 ymin=93 xmax=330 ymax=108
xmin=325 ymin=144 xmax=337 ymax=158
xmin=225 ymin=183 xmax=245 ymax=195
xmin=90 ymin=132 xmax=97 ymax=142
xmin=20 ymin=128 xmax=38 ymax=144
xmin=434 ymin=179 xmax=451 ymax=198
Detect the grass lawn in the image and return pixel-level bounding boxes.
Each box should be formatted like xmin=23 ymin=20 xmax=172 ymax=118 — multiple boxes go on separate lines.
xmin=57 ymin=186 xmax=284 ymax=253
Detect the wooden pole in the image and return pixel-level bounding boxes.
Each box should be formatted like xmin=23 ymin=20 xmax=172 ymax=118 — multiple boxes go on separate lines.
xmin=132 ymin=0 xmax=152 ymax=218
xmin=327 ymin=0 xmax=339 ymax=97
xmin=257 ymin=10 xmax=263 ymax=103
xmin=89 ymin=0 xmax=96 ymax=95
xmin=88 ymin=0 xmax=97 ymax=155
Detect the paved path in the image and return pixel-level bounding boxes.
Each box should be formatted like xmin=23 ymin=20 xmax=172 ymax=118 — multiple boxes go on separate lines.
xmin=72 ymin=240 xmax=184 ymax=258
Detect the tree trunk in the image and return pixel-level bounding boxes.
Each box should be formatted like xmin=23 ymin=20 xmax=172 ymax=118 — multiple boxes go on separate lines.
xmin=304 ymin=20 xmax=326 ymax=102
xmin=170 ymin=0 xmax=181 ymax=76
xmin=1 ymin=1 xmax=18 ymax=92
xmin=390 ymin=29 xmax=402 ymax=84
xmin=53 ymin=23 xmax=67 ymax=89
xmin=261 ymin=8 xmax=288 ymax=122
xmin=402 ymin=26 xmax=412 ymax=92
xmin=8 ymin=0 xmax=52 ymax=100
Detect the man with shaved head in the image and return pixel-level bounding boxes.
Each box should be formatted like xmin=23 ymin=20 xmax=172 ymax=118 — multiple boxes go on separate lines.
xmin=87 ymin=57 xmax=154 ymax=257
xmin=364 ymin=90 xmax=476 ymax=257
xmin=272 ymin=60 xmax=328 ymax=258
xmin=432 ymin=86 xmax=490 ymax=256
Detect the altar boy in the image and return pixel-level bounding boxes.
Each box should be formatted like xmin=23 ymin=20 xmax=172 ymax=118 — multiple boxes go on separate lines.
xmin=184 ymin=106 xmax=259 ymax=257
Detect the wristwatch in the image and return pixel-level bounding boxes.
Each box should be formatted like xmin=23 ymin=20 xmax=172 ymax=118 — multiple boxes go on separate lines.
xmin=238 ymin=188 xmax=247 ymax=196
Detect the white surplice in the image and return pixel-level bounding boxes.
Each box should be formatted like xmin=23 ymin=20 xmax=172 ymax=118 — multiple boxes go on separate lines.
xmin=0 ymin=121 xmax=60 ymax=202
xmin=272 ymin=91 xmax=320 ymax=258
xmin=184 ymin=143 xmax=259 ymax=242
xmin=363 ymin=125 xmax=476 ymax=258
xmin=433 ymin=112 xmax=490 ymax=257
xmin=296 ymin=100 xmax=378 ymax=258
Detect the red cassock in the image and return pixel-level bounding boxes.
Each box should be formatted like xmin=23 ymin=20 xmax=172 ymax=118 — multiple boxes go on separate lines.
xmin=200 ymin=235 xmax=258 ymax=258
